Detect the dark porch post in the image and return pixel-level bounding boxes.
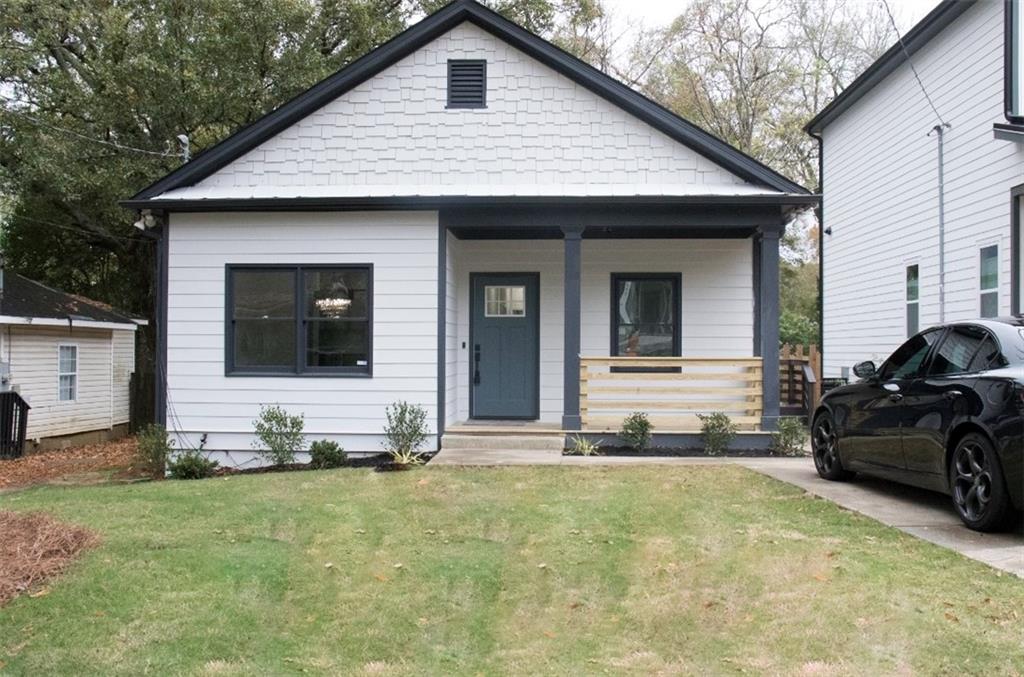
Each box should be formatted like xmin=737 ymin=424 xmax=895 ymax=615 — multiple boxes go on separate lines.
xmin=758 ymin=226 xmax=781 ymax=431
xmin=562 ymin=225 xmax=584 ymax=430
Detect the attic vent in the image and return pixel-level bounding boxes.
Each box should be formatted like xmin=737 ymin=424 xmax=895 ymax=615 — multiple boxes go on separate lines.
xmin=447 ymin=60 xmax=486 ymax=109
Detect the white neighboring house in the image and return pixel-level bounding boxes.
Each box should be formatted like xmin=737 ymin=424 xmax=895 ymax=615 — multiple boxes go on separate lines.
xmin=0 ymin=269 xmax=143 ymax=447
xmin=807 ymin=0 xmax=1024 ymax=379
xmin=125 ymin=0 xmax=815 ymax=464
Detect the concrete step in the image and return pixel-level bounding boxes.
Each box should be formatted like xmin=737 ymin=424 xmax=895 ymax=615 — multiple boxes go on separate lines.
xmin=430 ymin=448 xmax=564 ymax=465
xmin=441 ymin=433 xmax=565 ymax=452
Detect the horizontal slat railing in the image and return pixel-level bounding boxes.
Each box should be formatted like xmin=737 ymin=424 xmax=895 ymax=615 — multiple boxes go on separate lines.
xmin=580 ymin=357 xmax=763 ymax=432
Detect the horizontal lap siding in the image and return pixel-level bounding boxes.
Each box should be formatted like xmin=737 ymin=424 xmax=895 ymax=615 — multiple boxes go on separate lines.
xmin=7 ymin=326 xmax=117 ymax=439
xmin=451 ymin=238 xmax=754 ymax=423
xmin=167 ymin=211 xmax=439 ymax=452
xmin=822 ymin=1 xmax=1023 ymax=377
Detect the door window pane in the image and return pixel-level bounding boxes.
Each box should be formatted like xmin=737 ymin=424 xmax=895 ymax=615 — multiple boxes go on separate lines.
xmin=967 ymin=336 xmax=1004 ymax=372
xmin=615 ymin=277 xmax=677 ymax=357
xmin=980 ymin=246 xmax=998 ymax=317
xmin=484 ymin=286 xmax=526 ymax=317
xmin=929 ymin=326 xmax=986 ymax=375
xmin=879 ymin=330 xmax=940 ymax=380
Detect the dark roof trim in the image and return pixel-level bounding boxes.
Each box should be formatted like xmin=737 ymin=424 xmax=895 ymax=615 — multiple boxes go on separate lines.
xmin=123 ymin=193 xmax=820 ymax=213
xmin=130 ymin=0 xmax=807 ymax=202
xmin=805 ymin=0 xmax=974 ymax=134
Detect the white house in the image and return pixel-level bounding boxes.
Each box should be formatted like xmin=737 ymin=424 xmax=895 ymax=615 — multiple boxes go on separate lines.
xmin=807 ymin=0 xmax=1024 ymax=379
xmin=125 ymin=0 xmax=814 ymax=462
xmin=0 ymin=269 xmax=141 ymax=448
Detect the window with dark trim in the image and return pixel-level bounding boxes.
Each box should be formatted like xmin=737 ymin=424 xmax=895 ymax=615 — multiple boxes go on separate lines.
xmin=906 ymin=264 xmax=919 ymax=337
xmin=447 ymin=60 xmax=486 ymax=109
xmin=979 ymin=245 xmax=999 ymax=318
xmin=1007 ymin=0 xmax=1024 ymax=123
xmin=226 ymin=265 xmax=372 ymax=376
xmin=610 ymin=274 xmax=681 ymax=364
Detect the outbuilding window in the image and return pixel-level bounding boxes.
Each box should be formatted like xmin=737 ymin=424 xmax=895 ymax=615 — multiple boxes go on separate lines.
xmin=58 ymin=344 xmax=77 ymax=401
xmin=226 ymin=265 xmax=372 ymax=376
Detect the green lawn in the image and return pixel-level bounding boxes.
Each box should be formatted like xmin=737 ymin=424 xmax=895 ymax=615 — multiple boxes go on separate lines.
xmin=1 ymin=466 xmax=1021 ymax=676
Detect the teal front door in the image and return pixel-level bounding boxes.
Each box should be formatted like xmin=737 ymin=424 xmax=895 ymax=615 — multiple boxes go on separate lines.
xmin=470 ymin=273 xmax=540 ymax=419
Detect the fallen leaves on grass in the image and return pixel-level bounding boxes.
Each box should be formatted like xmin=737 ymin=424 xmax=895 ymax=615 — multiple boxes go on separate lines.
xmin=0 ymin=438 xmax=144 ymax=490
xmin=0 ymin=510 xmax=99 ymax=606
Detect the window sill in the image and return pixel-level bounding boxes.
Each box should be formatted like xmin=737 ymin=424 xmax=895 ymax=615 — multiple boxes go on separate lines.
xmin=993 ymin=122 xmax=1024 ymax=142
xmin=225 ymin=370 xmax=372 ymax=378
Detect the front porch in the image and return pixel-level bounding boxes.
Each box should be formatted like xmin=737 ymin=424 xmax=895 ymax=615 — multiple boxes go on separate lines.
xmin=438 ymin=201 xmax=789 ymax=441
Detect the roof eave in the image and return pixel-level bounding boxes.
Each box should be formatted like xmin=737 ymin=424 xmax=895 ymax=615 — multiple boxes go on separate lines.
xmin=805 ymin=0 xmax=973 ymax=134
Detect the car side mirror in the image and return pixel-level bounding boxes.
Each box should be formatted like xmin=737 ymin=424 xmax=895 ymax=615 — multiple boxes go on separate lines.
xmin=853 ymin=360 xmax=877 ymax=378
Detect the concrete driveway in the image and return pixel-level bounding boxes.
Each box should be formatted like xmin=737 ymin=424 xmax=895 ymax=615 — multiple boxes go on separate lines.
xmin=743 ymin=458 xmax=1024 ymax=577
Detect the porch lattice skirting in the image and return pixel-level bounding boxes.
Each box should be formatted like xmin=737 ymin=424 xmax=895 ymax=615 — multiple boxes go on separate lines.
xmin=579 ymin=357 xmax=764 ymax=431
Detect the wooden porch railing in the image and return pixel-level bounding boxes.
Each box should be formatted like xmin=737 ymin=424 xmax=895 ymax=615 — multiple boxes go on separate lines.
xmin=779 ymin=343 xmax=821 ymax=416
xmin=579 ymin=357 xmax=763 ymax=431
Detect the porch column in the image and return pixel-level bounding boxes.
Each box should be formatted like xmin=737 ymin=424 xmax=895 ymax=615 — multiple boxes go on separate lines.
xmin=758 ymin=226 xmax=781 ymax=431
xmin=562 ymin=225 xmax=584 ymax=430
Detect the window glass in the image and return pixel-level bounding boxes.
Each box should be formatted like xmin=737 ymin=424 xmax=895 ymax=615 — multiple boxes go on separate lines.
xmin=484 ymin=286 xmax=526 ymax=317
xmin=967 ymin=336 xmax=1004 ymax=372
xmin=929 ymin=326 xmax=987 ymax=375
xmin=980 ymin=245 xmax=998 ymax=317
xmin=228 ymin=266 xmax=371 ymax=374
xmin=615 ymin=277 xmax=677 ymax=357
xmin=879 ymin=330 xmax=940 ymax=380
xmin=58 ymin=345 xmax=77 ymax=401
xmin=906 ymin=265 xmax=919 ymax=336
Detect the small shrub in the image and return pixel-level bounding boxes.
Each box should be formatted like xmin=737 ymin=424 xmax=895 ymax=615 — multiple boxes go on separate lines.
xmin=619 ymin=412 xmax=652 ymax=452
xmin=167 ymin=450 xmax=219 ymax=479
xmin=252 ymin=404 xmax=306 ymax=466
xmin=771 ymin=417 xmax=809 ymax=457
xmin=567 ymin=434 xmax=601 ymax=456
xmin=136 ymin=424 xmax=173 ymax=479
xmin=383 ymin=401 xmax=429 ymax=465
xmin=698 ymin=412 xmax=737 ymax=456
xmin=309 ymin=440 xmax=347 ymax=469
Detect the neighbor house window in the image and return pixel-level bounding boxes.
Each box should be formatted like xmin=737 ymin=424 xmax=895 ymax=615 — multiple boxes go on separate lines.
xmin=447 ymin=60 xmax=486 ymax=108
xmin=906 ymin=264 xmax=919 ymax=336
xmin=980 ymin=246 xmax=999 ymax=317
xmin=58 ymin=345 xmax=77 ymax=401
xmin=227 ymin=265 xmax=372 ymax=375
xmin=611 ymin=274 xmax=681 ymax=358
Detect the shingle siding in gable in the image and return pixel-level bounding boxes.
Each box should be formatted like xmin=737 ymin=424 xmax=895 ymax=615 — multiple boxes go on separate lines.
xmin=188 ymin=22 xmax=748 ymax=195
xmin=821 ymin=0 xmax=1024 ymax=377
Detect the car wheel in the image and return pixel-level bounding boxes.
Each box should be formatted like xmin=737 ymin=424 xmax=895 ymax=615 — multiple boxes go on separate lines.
xmin=812 ymin=412 xmax=854 ymax=481
xmin=949 ymin=433 xmax=1014 ymax=532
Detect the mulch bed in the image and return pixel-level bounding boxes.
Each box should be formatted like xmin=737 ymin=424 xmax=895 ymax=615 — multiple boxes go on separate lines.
xmin=0 ymin=511 xmax=98 ymax=606
xmin=589 ymin=447 xmax=782 ymax=457
xmin=0 ymin=438 xmax=146 ymax=491
xmin=215 ymin=453 xmax=434 ymax=476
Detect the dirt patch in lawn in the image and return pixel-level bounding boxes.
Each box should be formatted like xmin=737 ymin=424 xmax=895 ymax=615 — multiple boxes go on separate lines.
xmin=0 ymin=438 xmax=146 ymax=491
xmin=0 ymin=511 xmax=98 ymax=606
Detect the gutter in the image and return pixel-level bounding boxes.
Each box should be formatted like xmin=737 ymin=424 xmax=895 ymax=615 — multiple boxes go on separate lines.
xmin=0 ymin=315 xmax=141 ymax=331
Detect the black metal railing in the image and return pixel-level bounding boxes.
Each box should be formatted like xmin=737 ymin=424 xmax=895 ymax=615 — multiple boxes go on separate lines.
xmin=0 ymin=391 xmax=30 ymax=459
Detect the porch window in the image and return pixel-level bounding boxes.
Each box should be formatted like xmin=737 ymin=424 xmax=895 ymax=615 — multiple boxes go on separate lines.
xmin=979 ymin=246 xmax=999 ymax=317
xmin=227 ymin=265 xmax=372 ymax=375
xmin=611 ymin=274 xmax=681 ymax=358
xmin=906 ymin=264 xmax=919 ymax=336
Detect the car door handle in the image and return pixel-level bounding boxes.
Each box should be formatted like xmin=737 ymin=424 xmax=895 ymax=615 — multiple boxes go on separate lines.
xmin=943 ymin=390 xmax=963 ymax=401
xmin=889 ymin=393 xmax=904 ymax=402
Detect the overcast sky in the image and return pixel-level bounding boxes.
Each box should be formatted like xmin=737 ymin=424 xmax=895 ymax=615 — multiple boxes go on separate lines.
xmin=602 ymin=0 xmax=939 ymax=37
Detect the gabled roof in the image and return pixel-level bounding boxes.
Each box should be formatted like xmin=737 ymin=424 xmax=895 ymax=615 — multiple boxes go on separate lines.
xmin=128 ymin=0 xmax=807 ymax=205
xmin=805 ymin=0 xmax=973 ymax=134
xmin=0 ymin=272 xmax=141 ymax=327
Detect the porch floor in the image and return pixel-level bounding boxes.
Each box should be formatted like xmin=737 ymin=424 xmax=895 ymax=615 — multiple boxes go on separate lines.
xmin=446 ymin=420 xmax=764 ymax=435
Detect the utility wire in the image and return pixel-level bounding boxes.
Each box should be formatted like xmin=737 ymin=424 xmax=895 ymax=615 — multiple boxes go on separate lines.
xmin=2 ymin=213 xmax=154 ymax=245
xmin=879 ymin=0 xmax=948 ymax=127
xmin=0 ymin=96 xmax=179 ymax=158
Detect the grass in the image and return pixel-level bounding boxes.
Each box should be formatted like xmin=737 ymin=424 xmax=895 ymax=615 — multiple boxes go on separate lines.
xmin=0 ymin=465 xmax=1021 ymax=675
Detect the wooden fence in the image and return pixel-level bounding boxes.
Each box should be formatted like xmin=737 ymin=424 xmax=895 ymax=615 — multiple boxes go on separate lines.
xmin=779 ymin=344 xmax=821 ymax=415
xmin=579 ymin=357 xmax=763 ymax=431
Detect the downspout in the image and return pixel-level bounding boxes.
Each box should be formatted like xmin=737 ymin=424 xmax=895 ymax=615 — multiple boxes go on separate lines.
xmin=929 ymin=123 xmax=951 ymax=322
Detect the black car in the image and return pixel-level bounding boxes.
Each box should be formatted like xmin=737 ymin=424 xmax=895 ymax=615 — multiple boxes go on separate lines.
xmin=811 ymin=318 xmax=1024 ymax=532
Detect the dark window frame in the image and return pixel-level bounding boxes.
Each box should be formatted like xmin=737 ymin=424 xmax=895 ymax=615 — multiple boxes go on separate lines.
xmin=1006 ymin=0 xmax=1024 ymax=124
xmin=609 ymin=273 xmax=682 ymax=372
xmin=225 ymin=263 xmax=373 ymax=377
xmin=446 ymin=59 xmax=487 ymax=109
